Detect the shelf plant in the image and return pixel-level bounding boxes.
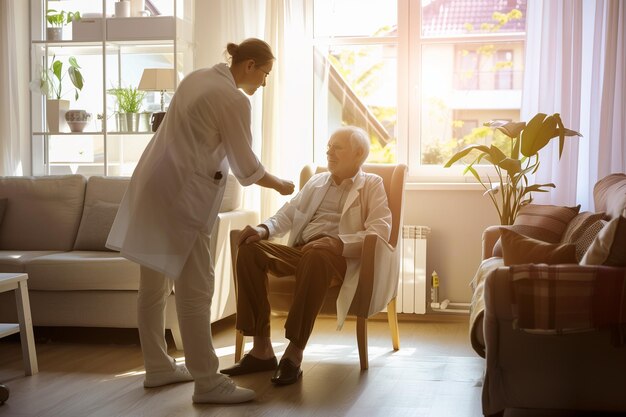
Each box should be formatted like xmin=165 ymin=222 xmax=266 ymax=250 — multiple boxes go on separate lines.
xmin=107 ymin=86 xmax=147 ymax=132
xmin=38 ymin=55 xmax=85 ymax=101
xmin=46 ymin=9 xmax=81 ymax=40
xmin=444 ymin=112 xmax=582 ymax=225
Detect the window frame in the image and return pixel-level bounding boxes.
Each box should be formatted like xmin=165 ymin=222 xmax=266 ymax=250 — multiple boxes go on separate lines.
xmin=309 ymin=0 xmax=526 ymax=184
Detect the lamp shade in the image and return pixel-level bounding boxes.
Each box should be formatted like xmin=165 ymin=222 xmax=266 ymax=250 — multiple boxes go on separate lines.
xmin=138 ymin=68 xmax=176 ymax=92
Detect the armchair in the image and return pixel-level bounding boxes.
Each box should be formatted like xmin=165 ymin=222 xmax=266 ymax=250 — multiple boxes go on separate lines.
xmin=230 ymin=163 xmax=407 ymax=370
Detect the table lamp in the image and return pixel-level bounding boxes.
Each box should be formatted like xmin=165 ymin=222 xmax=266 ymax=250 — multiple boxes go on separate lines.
xmin=139 ymin=68 xmax=176 ymax=131
xmin=138 ymin=68 xmax=176 ymax=112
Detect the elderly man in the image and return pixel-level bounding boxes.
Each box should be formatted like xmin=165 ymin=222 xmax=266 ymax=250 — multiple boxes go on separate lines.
xmin=220 ymin=126 xmax=392 ymax=385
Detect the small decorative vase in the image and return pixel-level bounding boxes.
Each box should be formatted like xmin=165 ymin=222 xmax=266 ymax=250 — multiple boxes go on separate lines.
xmin=65 ymin=110 xmax=92 ymax=132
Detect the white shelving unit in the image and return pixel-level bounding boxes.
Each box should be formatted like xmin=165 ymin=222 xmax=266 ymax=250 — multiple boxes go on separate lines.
xmin=30 ymin=0 xmax=193 ymax=177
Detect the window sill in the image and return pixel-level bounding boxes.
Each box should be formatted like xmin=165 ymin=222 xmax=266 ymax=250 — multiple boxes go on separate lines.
xmin=405 ymin=182 xmax=485 ymax=191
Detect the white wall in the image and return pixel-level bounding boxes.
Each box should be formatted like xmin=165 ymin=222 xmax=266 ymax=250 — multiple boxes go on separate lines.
xmin=403 ymin=187 xmax=498 ymax=303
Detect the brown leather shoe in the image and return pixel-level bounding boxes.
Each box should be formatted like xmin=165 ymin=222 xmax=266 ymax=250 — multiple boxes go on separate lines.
xmin=270 ymin=358 xmax=302 ymax=385
xmin=220 ymin=354 xmax=278 ymax=376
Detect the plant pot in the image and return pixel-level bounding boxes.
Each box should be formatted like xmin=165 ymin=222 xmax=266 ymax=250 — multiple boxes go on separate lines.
xmin=46 ymin=99 xmax=70 ymax=133
xmin=140 ymin=112 xmax=152 ymax=132
xmin=115 ymin=113 xmax=127 ymax=132
xmin=124 ymin=113 xmax=140 ymax=132
xmin=47 ymin=27 xmax=63 ymax=41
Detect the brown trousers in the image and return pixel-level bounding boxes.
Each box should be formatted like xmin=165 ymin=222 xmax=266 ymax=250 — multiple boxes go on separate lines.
xmin=235 ymin=240 xmax=347 ymax=349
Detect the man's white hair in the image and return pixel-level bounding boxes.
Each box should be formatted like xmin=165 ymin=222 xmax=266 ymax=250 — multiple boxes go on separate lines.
xmin=332 ymin=126 xmax=370 ymax=165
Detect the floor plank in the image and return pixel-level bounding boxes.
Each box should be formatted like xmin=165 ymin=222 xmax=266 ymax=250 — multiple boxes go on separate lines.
xmin=0 ymin=315 xmax=484 ymax=417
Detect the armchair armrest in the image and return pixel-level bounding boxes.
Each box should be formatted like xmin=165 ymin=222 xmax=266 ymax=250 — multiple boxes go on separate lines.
xmin=482 ymin=225 xmax=502 ymax=260
xmin=354 ymin=233 xmax=400 ymax=317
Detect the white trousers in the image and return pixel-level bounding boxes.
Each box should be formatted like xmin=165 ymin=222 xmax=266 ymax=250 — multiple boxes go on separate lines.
xmin=137 ymin=233 xmax=227 ymax=393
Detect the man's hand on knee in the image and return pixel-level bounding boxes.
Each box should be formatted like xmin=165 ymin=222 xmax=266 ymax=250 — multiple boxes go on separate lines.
xmin=301 ymin=236 xmax=343 ymax=256
xmin=238 ymin=225 xmax=268 ymax=246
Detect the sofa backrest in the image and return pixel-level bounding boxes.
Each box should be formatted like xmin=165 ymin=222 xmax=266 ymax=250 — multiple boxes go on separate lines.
xmin=594 ymin=173 xmax=626 ymax=218
xmin=0 ymin=175 xmax=86 ymax=250
xmin=73 ymin=176 xmax=130 ymax=251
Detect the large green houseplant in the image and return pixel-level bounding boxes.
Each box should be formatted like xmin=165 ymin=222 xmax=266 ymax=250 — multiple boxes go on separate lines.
xmin=444 ymin=112 xmax=582 ymax=225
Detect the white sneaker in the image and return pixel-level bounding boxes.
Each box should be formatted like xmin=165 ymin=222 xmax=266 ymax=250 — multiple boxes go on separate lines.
xmin=192 ymin=378 xmax=256 ymax=404
xmin=144 ymin=363 xmax=193 ymax=388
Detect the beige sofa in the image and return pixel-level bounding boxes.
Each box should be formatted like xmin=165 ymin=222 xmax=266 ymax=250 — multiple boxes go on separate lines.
xmin=0 ymin=174 xmax=258 ymax=350
xmin=469 ymin=173 xmax=626 ymax=416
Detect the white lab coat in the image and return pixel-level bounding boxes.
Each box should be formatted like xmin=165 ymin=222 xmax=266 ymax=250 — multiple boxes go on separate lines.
xmin=262 ymin=170 xmax=392 ymax=328
xmin=106 ymin=63 xmax=265 ymax=279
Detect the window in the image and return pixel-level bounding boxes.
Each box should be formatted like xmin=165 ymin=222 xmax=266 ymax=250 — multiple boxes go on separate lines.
xmin=311 ymin=0 xmax=527 ymax=181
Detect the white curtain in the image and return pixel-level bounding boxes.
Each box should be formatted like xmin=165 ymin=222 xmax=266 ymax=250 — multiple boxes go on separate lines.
xmin=198 ymin=0 xmax=311 ymax=220
xmin=523 ymin=0 xmax=626 ymax=210
xmin=0 ymin=0 xmax=30 ymax=176
xmin=261 ymin=0 xmax=311 ymax=220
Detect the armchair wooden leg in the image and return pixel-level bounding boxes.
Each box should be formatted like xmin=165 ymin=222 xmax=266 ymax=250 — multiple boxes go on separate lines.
xmin=387 ymin=297 xmax=400 ymax=350
xmin=356 ymin=317 xmax=368 ymax=370
xmin=234 ymin=330 xmax=245 ymax=362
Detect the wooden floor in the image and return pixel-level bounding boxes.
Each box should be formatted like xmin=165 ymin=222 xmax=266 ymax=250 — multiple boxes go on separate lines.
xmin=0 ymin=314 xmax=484 ymax=417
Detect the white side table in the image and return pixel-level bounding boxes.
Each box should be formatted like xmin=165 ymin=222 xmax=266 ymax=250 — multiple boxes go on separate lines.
xmin=0 ymin=273 xmax=38 ymax=375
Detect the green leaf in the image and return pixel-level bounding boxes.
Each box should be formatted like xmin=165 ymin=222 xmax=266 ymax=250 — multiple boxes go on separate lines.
xmin=68 ymin=56 xmax=81 ymax=69
xmin=496 ymin=121 xmax=526 ymax=138
xmin=68 ymin=66 xmax=84 ymax=90
xmin=444 ymin=144 xmax=491 ymax=167
xmin=52 ymin=60 xmax=62 ymax=81
xmin=497 ymin=157 xmax=521 ymax=174
xmin=520 ymin=112 xmax=547 ymax=156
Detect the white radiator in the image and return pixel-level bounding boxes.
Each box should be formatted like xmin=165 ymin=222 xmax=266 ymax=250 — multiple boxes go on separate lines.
xmin=397 ymin=225 xmax=430 ymax=314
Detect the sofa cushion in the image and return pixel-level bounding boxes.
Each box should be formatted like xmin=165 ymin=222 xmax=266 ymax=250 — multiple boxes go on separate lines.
xmin=493 ymin=204 xmax=581 ymax=256
xmin=0 ymin=250 xmax=64 ymax=273
xmin=74 ymin=200 xmax=119 ymax=251
xmin=0 ymin=175 xmax=86 ymax=250
xmin=24 ymin=251 xmax=140 ymax=291
xmin=580 ymin=214 xmax=626 ymax=267
xmin=500 ymin=228 xmax=577 ymax=266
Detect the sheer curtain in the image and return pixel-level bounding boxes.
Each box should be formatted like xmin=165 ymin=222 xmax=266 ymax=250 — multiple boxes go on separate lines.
xmin=261 ymin=0 xmax=311 ymax=220
xmin=523 ymin=0 xmax=626 ymax=210
xmin=0 ymin=1 xmax=30 ymax=176
xmin=198 ymin=0 xmax=311 ymax=220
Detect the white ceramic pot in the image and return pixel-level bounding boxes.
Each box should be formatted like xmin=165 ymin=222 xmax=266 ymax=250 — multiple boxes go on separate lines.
xmin=115 ymin=1 xmax=131 ymax=18
xmin=46 ymin=99 xmax=70 ymax=133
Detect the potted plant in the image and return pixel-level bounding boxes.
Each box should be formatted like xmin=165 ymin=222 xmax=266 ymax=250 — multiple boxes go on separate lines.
xmin=32 ymin=55 xmax=85 ymax=132
xmin=444 ymin=112 xmax=583 ymax=225
xmin=46 ymin=9 xmax=81 ymax=41
xmin=107 ymin=86 xmax=146 ymax=132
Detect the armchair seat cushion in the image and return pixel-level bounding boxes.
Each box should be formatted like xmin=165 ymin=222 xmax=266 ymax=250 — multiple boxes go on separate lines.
xmin=24 ymin=251 xmax=139 ymax=291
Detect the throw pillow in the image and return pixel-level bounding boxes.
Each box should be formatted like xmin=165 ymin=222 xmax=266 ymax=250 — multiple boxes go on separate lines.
xmin=492 ymin=204 xmax=581 ymax=257
xmin=561 ymin=211 xmax=606 ymax=243
xmin=572 ymin=219 xmax=606 ymax=262
xmin=73 ymin=200 xmax=120 ymax=251
xmin=580 ymin=213 xmax=626 ymax=266
xmin=500 ymin=228 xmax=577 ymax=266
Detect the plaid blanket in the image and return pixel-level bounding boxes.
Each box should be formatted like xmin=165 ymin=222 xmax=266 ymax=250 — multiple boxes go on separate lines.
xmin=511 ymin=264 xmax=626 ymax=346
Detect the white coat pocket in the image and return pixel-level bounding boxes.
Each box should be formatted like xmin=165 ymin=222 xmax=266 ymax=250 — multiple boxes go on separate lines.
xmin=175 ymin=171 xmax=226 ymax=230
